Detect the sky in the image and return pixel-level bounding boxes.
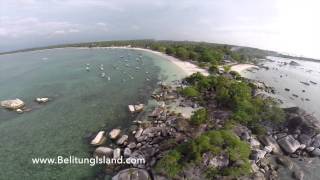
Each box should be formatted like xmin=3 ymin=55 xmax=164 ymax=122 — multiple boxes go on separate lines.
xmin=0 ymin=0 xmax=319 ymax=58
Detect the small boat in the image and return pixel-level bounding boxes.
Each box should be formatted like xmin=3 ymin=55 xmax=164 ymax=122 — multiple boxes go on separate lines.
xmin=100 ymin=67 xmax=104 ymax=71
xmin=146 ymin=78 xmax=150 ymax=81
xmin=86 ymin=63 xmax=90 ymax=66
xmin=86 ymin=67 xmax=90 ymax=71
xmin=101 ymin=72 xmax=106 ymax=78
xmin=300 ymin=81 xmax=310 ymax=86
xmin=145 ymin=71 xmax=149 ymax=74
xmin=107 ymin=76 xmax=111 ymax=81
xmin=292 ymin=94 xmax=299 ymax=98
xmin=310 ymin=81 xmax=317 ymax=85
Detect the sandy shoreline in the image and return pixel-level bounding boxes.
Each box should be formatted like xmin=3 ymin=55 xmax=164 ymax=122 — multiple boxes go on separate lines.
xmin=230 ymin=64 xmax=259 ymax=74
xmin=77 ymin=46 xmax=209 ymax=76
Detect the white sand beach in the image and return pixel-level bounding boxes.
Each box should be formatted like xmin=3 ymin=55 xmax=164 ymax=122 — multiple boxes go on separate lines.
xmin=83 ymin=46 xmax=209 ymax=76
xmin=230 ymin=64 xmax=259 ymax=74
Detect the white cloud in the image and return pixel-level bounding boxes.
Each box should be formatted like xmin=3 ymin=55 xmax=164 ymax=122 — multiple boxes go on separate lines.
xmin=0 ymin=17 xmax=81 ymax=38
xmin=96 ymin=22 xmax=107 ymax=27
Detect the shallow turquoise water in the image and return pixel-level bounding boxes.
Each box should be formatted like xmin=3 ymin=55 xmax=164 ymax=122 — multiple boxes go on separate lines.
xmin=0 ymin=48 xmax=185 ymax=180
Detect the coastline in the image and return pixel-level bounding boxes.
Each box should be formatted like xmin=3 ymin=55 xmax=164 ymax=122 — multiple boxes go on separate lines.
xmin=77 ymin=46 xmax=210 ymax=77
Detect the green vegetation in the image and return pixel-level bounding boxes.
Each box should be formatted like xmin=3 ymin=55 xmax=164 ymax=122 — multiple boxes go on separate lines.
xmin=184 ymin=72 xmax=285 ymax=134
xmin=190 ymin=108 xmax=208 ymax=126
xmin=156 ymin=130 xmax=251 ymax=178
xmin=181 ymin=86 xmax=200 ymax=97
xmin=155 ymin=150 xmax=182 ymax=178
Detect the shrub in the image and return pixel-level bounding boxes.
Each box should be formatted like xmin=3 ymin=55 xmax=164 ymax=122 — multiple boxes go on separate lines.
xmin=190 ymin=109 xmax=208 ymax=126
xmin=181 ymin=86 xmax=200 ymax=97
xmin=155 ymin=150 xmax=182 ymax=178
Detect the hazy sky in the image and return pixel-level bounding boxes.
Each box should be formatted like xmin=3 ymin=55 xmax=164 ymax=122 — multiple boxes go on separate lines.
xmin=0 ymin=0 xmax=319 ymax=58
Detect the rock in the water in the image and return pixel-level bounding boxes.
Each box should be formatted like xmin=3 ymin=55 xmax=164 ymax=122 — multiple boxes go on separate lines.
xmin=128 ymin=104 xmax=144 ymax=113
xmin=134 ymin=104 xmax=144 ymax=112
xmin=0 ymin=99 xmax=25 ymax=110
xmin=289 ymin=61 xmax=300 ymax=66
xmin=112 ymin=168 xmax=150 ymax=180
xmin=128 ymin=105 xmax=135 ymax=113
xmin=277 ymin=135 xmax=300 ymax=154
xmin=113 ymin=148 xmax=121 ymax=159
xmin=16 ymin=109 xmax=23 ymax=113
xmin=91 ymin=131 xmax=106 ymax=146
xmin=117 ymin=135 xmax=128 ymax=145
xmin=35 ymin=97 xmax=49 ymax=103
xmin=94 ymin=147 xmax=113 ymax=157
xmin=109 ymin=129 xmax=121 ymax=140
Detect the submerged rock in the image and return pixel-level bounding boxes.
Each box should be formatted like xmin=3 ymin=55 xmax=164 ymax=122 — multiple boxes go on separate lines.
xmin=0 ymin=99 xmax=25 ymax=110
xmin=111 ymin=168 xmax=150 ymax=180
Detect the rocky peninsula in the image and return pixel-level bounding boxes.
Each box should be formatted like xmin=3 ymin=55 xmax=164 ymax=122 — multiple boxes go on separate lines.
xmin=84 ymin=46 xmax=320 ymax=180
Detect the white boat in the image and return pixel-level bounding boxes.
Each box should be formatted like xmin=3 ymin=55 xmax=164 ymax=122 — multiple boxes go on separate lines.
xmin=100 ymin=67 xmax=104 ymax=71
xmin=107 ymin=76 xmax=111 ymax=81
xmin=86 ymin=67 xmax=90 ymax=71
xmin=101 ymin=72 xmax=106 ymax=78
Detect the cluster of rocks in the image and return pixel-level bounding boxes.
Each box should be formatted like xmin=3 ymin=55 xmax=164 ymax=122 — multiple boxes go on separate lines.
xmin=233 ymin=106 xmax=320 ymax=180
xmin=234 ymin=125 xmax=279 ymax=179
xmin=1 ymin=97 xmax=50 ymax=114
xmin=89 ymin=100 xmax=185 ymax=179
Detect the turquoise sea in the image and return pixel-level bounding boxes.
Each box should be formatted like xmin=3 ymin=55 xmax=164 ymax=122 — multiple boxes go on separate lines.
xmin=0 ymin=48 xmax=186 ymax=180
